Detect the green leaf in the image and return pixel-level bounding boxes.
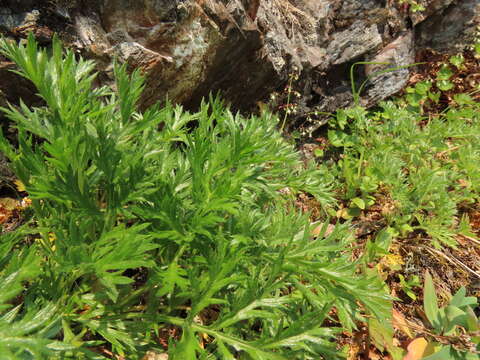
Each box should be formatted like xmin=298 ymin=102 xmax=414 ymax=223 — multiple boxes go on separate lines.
xmin=465 ymin=307 xmax=480 ymax=332
xmin=437 ymin=80 xmax=454 ymax=91
xmin=328 ymin=129 xmax=347 ymax=147
xmin=428 ymin=91 xmax=440 ymax=103
xmin=351 ymin=197 xmax=365 ymax=209
xmin=314 ymin=148 xmax=324 ymax=157
xmin=436 ymin=65 xmax=453 ymax=81
xmin=216 ymin=340 xmax=236 ymax=360
xmin=450 ymin=287 xmax=478 ymax=308
xmin=449 ymin=54 xmax=464 ymax=69
xmin=406 ymin=92 xmax=423 ymax=107
xmin=190 ymin=323 xmax=286 ymax=360
xmin=444 ymin=305 xmax=467 ymax=335
xmin=415 ymin=81 xmax=432 ymax=95
xmin=453 ymin=93 xmax=474 ymax=106
xmin=424 ymin=271 xmax=441 ymax=332
xmin=260 ymin=307 xmax=333 ymax=350
xmin=376 ymin=228 xmax=395 ymax=250
xmin=170 ymin=328 xmax=200 ymax=360
xmin=422 ymin=345 xmax=455 ymax=360
xmin=475 ymin=42 xmax=480 ymax=56
xmin=157 ymin=261 xmax=189 ymax=297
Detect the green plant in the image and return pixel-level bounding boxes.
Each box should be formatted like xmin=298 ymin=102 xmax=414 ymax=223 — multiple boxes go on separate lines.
xmin=279 ymin=68 xmax=301 ymax=132
xmin=0 ymin=227 xmax=77 ymax=359
xmin=421 ymin=271 xmax=479 ymax=359
xmin=449 ymin=54 xmax=465 ymax=70
xmin=398 ymin=0 xmax=426 ymax=12
xmin=327 ymin=58 xmax=480 ymax=247
xmin=404 ymin=80 xmax=440 ymax=111
xmin=436 ymin=64 xmax=455 ymax=91
xmin=0 ymin=35 xmax=392 ymax=359
xmin=398 ymin=274 xmax=421 ymax=301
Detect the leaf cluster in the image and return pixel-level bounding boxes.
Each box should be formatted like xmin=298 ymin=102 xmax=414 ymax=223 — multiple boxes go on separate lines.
xmin=328 ymin=91 xmax=480 ymax=247
xmin=0 ymin=35 xmax=390 ymax=359
xmin=421 ymin=271 xmax=479 ymax=359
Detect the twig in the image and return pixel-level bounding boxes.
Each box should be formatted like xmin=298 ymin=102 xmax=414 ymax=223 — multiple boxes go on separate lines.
xmin=458 ymin=233 xmax=480 ymax=247
xmin=420 ymin=245 xmax=480 ymax=279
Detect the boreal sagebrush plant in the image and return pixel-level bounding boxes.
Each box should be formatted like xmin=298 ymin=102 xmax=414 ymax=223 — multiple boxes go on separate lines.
xmin=0 ymin=34 xmax=390 ymax=359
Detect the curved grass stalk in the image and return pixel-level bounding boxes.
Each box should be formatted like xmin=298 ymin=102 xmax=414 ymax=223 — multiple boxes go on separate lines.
xmin=350 ymin=61 xmax=427 ymax=105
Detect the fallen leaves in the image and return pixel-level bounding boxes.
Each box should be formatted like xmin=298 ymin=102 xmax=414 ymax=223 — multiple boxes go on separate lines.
xmin=311 ymin=221 xmax=335 ymax=238
xmin=0 ymin=196 xmax=30 ymax=227
xmin=0 ymin=179 xmax=29 ymax=226
xmin=393 ymin=309 xmax=414 ymax=340
xmin=0 ymin=197 xmax=20 ymax=224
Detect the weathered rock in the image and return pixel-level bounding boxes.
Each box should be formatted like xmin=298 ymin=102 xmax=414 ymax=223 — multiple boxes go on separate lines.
xmin=0 ymin=0 xmax=478 ymax=129
xmin=0 ymin=61 xmax=40 ymax=107
xmin=408 ymin=0 xmax=456 ymax=25
xmin=0 ymin=7 xmax=39 ymax=31
xmin=417 ymin=0 xmax=480 ymax=53
xmin=363 ymin=31 xmax=415 ymax=105
xmin=327 ymin=20 xmax=383 ymax=66
xmin=73 ymin=0 xmax=401 ymax=113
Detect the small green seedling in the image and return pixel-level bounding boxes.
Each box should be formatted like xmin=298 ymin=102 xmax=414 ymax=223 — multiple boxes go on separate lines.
xmin=398 ymin=274 xmax=421 ymax=301
xmin=436 ymin=65 xmax=454 ymax=91
xmin=449 ymin=54 xmax=465 ymax=70
xmin=398 ymin=0 xmax=426 ymax=12
xmin=422 ymin=271 xmax=480 ymax=359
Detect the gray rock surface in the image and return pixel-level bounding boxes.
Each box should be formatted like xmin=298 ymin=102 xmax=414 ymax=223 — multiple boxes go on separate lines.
xmin=0 ymin=0 xmax=478 ymax=122
xmin=364 ymin=31 xmax=415 ymax=105
xmin=417 ymin=0 xmax=480 ymax=53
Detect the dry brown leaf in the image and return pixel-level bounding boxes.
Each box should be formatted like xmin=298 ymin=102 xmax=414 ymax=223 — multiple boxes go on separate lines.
xmin=142 ymin=351 xmax=168 ymax=360
xmin=311 ymin=222 xmax=335 ymax=238
xmin=0 ymin=197 xmax=19 ymax=225
xmin=458 ymin=179 xmax=470 ymax=188
xmin=368 ymin=350 xmax=383 ymax=360
xmin=393 ymin=309 xmax=414 ymax=339
xmin=0 ymin=208 xmax=12 ymax=224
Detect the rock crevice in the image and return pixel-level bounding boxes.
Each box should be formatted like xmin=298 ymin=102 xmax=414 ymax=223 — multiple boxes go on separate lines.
xmin=0 ymin=0 xmax=478 ymax=118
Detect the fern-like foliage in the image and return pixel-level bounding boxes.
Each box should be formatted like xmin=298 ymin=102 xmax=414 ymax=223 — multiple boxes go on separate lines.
xmin=0 ymin=34 xmax=390 ymax=359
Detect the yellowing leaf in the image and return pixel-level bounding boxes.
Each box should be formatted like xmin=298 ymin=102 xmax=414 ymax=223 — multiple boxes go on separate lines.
xmin=403 ymin=337 xmax=428 ymax=360
xmin=48 ymin=233 xmax=56 ymax=243
xmin=369 ymin=317 xmax=392 ymax=352
xmin=337 ymin=208 xmax=350 ymax=219
xmin=36 ymin=233 xmax=57 ymax=251
xmin=458 ymin=179 xmax=470 ymax=188
xmin=351 ymin=197 xmax=365 ymax=209
xmin=0 ymin=197 xmax=19 ymax=210
xmin=385 ymin=254 xmax=404 ymax=268
xmin=14 ymin=179 xmax=26 ymax=192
